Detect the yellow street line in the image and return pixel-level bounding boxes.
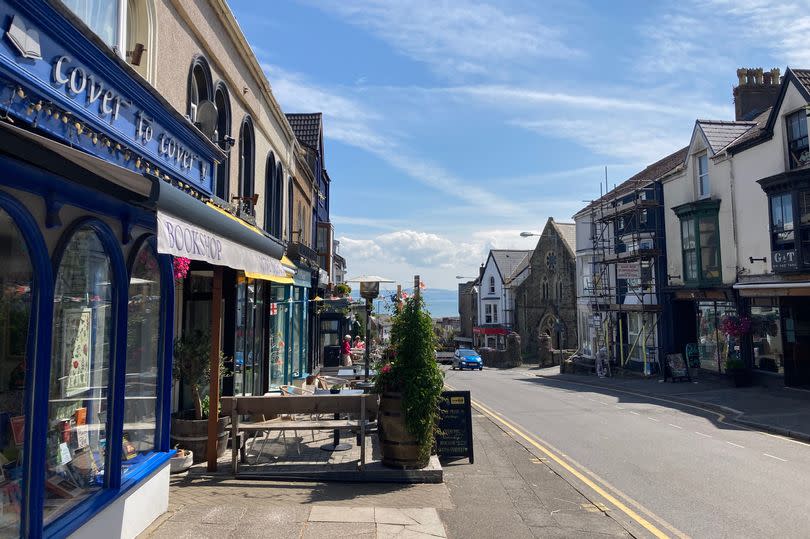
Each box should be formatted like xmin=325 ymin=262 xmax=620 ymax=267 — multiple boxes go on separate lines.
xmin=471 ymin=398 xmax=673 ymax=539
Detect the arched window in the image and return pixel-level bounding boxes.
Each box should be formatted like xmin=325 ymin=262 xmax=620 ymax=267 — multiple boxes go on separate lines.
xmin=275 ymin=162 xmax=284 ymax=234
xmin=287 ymin=177 xmax=294 ymax=242
xmin=264 ymin=152 xmax=277 ymax=233
xmin=542 ymin=278 xmax=548 ymax=299
xmin=48 ymin=224 xmax=116 ymax=519
xmin=125 ymin=0 xmax=157 ymax=82
xmin=213 ymin=82 xmax=231 ymax=200
xmin=187 ymin=55 xmax=213 ymax=122
xmin=238 ymin=117 xmax=255 ymax=202
xmin=125 ymin=238 xmax=162 ymax=460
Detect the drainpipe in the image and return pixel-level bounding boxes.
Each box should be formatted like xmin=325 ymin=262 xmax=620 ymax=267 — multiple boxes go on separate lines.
xmin=728 ymin=155 xmax=741 ymax=275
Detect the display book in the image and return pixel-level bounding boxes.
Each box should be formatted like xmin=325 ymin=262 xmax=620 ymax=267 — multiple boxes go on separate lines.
xmin=0 ymin=413 xmax=24 ymax=529
xmin=45 ymin=406 xmax=104 ymax=501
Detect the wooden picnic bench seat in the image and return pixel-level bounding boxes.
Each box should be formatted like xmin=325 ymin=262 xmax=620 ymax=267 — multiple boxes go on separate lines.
xmin=221 ymin=394 xmax=379 ymax=475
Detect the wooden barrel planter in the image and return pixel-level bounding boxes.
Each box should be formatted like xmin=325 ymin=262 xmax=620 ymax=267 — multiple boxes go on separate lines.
xmin=379 ymin=392 xmax=429 ymax=469
xmin=170 ymin=415 xmax=229 ymax=463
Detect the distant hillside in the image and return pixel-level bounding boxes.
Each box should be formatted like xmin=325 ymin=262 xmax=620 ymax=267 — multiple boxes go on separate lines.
xmin=353 ymin=287 xmax=459 ymax=318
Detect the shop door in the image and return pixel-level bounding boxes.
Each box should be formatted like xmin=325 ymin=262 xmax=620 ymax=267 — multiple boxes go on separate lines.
xmin=781 ymin=298 xmax=810 ymax=387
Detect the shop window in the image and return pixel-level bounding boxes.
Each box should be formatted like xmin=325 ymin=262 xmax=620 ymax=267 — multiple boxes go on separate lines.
xmin=233 ymin=277 xmax=265 ymax=396
xmin=187 ymin=56 xmax=213 ymax=123
xmin=46 ymin=226 xmax=113 ymax=523
xmin=751 ymin=302 xmax=784 ymax=374
xmin=697 ymin=301 xmax=738 ymax=372
xmin=0 ymin=209 xmax=34 ymax=537
xmin=122 ymin=240 xmax=161 ymax=470
xmin=269 ymin=285 xmax=288 ymax=387
xmin=786 ymin=109 xmax=809 ymax=169
xmin=291 ymin=288 xmax=302 ymax=378
xmin=213 ymin=83 xmax=231 ymax=200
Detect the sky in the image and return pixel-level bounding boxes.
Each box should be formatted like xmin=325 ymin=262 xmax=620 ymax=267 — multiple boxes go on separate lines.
xmin=228 ymin=0 xmax=810 ymax=314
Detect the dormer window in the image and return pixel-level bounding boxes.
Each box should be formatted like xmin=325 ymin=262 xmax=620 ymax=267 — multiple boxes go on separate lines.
xmin=697 ymin=153 xmax=710 ymax=198
xmin=786 ymin=110 xmax=809 ymax=170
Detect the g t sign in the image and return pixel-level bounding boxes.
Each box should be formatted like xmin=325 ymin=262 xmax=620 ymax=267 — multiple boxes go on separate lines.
xmin=772 ymin=249 xmax=797 ymax=272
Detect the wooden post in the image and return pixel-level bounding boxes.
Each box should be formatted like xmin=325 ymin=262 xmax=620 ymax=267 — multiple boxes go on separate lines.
xmin=396 ymin=284 xmax=402 ymax=313
xmin=414 ymin=275 xmax=420 ymax=300
xmin=207 ymin=266 xmax=223 ymax=471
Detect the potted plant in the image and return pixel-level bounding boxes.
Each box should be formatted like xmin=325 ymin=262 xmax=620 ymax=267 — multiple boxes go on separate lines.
xmin=334 ymin=283 xmax=351 ymax=298
xmin=375 ymin=295 xmax=443 ymax=469
xmin=170 ymin=330 xmax=229 ymax=463
xmin=725 ymin=357 xmax=752 ymax=387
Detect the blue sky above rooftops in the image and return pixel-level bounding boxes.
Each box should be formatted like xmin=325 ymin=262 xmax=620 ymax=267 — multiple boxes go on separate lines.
xmin=228 ymin=0 xmax=810 ymax=297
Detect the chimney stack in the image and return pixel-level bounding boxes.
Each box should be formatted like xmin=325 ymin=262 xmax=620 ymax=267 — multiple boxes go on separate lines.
xmin=733 ymin=67 xmax=781 ymax=121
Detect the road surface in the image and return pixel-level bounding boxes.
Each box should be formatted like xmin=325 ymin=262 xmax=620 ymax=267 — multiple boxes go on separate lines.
xmin=444 ymin=366 xmax=810 ymax=538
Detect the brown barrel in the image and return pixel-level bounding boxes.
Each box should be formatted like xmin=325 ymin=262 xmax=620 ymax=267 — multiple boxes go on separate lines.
xmin=379 ymin=392 xmax=429 ymax=469
xmin=170 ymin=416 xmax=229 ymax=463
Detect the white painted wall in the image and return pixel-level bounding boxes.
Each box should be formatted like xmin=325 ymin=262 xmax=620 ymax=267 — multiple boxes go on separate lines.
xmin=732 ymin=82 xmax=808 ymax=276
xmin=70 ymin=462 xmax=170 ymax=539
xmin=477 ymin=256 xmax=505 ymax=326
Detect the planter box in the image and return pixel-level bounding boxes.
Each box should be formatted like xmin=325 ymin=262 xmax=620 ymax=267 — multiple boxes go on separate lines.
xmin=170 ymin=415 xmax=229 ymax=463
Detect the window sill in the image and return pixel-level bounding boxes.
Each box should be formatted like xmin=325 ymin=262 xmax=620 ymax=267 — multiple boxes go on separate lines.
xmin=44 ymin=450 xmax=175 ymax=539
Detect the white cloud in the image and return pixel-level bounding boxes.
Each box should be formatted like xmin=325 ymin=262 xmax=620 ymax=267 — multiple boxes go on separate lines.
xmin=301 ymin=0 xmax=580 ymax=77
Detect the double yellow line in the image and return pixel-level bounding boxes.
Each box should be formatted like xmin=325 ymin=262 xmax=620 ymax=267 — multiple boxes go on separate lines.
xmin=470 ymin=397 xmax=680 ymax=539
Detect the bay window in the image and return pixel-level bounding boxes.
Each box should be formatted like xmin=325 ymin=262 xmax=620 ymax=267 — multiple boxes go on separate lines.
xmin=674 ymin=199 xmax=721 ymax=286
xmin=786 ymin=109 xmax=809 ymax=170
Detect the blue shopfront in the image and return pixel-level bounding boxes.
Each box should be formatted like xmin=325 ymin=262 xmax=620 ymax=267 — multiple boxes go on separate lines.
xmin=0 ymin=1 xmax=260 ymax=537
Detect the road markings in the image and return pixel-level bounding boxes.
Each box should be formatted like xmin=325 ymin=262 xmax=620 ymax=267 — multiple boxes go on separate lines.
xmin=647 ymin=417 xmax=660 ymax=422
xmin=695 ymin=432 xmax=712 ymax=438
xmin=629 ymin=411 xmax=641 ymax=416
xmin=470 ymin=398 xmax=675 ymax=539
xmin=668 ymin=424 xmax=683 ymax=429
xmin=615 ymin=405 xmax=625 ymax=410
xmin=726 ymin=442 xmax=745 ymax=449
xmin=532 ymin=375 xmax=810 ymax=448
xmin=763 ymin=453 xmax=787 ymax=462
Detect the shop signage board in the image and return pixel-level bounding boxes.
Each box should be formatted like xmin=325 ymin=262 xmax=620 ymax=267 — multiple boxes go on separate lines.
xmin=771 ymin=249 xmax=798 ymax=272
xmin=0 ymin=4 xmax=221 ymax=194
xmin=436 ymin=390 xmax=474 ymax=463
xmin=157 ymin=211 xmax=286 ymax=278
xmin=616 ymin=262 xmax=641 ymax=280
xmin=666 ymin=353 xmax=690 ymax=381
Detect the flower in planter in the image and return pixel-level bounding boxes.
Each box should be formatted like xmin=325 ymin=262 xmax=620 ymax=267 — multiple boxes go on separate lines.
xmin=719 ymin=315 xmax=751 ymax=338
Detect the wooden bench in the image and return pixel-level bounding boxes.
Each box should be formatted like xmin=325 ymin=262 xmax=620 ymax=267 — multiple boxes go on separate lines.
xmin=221 ymin=394 xmax=379 ymax=475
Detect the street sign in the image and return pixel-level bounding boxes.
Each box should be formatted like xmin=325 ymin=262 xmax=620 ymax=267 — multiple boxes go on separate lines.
xmin=616 ymin=262 xmax=641 ymax=280
xmin=436 ymin=390 xmax=474 ymax=463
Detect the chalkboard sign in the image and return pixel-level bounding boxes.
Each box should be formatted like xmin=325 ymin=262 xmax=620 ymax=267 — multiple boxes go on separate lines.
xmin=666 ymin=353 xmax=689 ymax=381
xmin=436 ymin=390 xmax=474 ymax=463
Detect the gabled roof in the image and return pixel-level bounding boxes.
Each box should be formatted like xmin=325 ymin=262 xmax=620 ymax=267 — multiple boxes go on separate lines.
xmin=489 ymin=250 xmax=532 ymax=283
xmin=505 ymin=253 xmax=531 ymax=285
xmin=550 ymin=221 xmax=576 ymax=256
xmin=574 ymin=147 xmax=688 ymax=218
xmin=696 ymin=119 xmax=757 ymax=155
xmin=285 ymin=113 xmax=322 ymax=151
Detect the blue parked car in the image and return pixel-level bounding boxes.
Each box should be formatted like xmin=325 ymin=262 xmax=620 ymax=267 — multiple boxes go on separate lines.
xmin=452 ymin=348 xmax=483 ymax=371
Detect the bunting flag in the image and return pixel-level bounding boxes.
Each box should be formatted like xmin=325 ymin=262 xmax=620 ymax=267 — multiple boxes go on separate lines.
xmin=269 ymin=302 xmax=278 ymax=316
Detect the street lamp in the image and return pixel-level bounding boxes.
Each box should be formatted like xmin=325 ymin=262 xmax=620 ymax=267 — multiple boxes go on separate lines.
xmin=519 ymin=231 xmax=540 ymax=237
xmin=455 ymin=275 xmax=476 ymax=279
xmin=346 ymin=275 xmax=394 ymax=380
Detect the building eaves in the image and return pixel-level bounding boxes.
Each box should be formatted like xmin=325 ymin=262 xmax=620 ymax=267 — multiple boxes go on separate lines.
xmin=574 ymin=146 xmax=688 ymax=218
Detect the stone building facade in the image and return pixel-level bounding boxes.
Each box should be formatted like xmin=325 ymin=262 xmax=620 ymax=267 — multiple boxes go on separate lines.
xmin=514 ymin=218 xmax=577 ymax=355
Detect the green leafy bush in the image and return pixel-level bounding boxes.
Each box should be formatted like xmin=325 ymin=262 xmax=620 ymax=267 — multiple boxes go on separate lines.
xmin=375 ymin=295 xmax=444 ymax=462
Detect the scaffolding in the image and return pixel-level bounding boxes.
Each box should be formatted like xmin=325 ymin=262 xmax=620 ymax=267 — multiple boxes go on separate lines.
xmin=585 ymin=176 xmax=665 ymax=376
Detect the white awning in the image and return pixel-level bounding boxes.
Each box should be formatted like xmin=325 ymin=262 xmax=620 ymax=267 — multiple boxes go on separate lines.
xmin=733 ymin=281 xmax=810 ymax=297
xmin=157 ymin=211 xmax=286 ymax=280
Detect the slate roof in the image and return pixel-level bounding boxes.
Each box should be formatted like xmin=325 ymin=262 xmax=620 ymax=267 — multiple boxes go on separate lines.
xmin=505 ymin=253 xmax=531 ymax=284
xmin=575 ymin=146 xmax=688 ymax=217
xmin=285 ymin=113 xmax=322 ymax=150
xmin=697 ymin=119 xmax=757 ymax=154
xmin=491 ymin=250 xmax=532 ymax=282
xmin=793 ymin=69 xmax=810 ymax=94
xmin=725 ymin=108 xmax=772 ymax=152
xmin=551 ymin=221 xmax=576 ymax=255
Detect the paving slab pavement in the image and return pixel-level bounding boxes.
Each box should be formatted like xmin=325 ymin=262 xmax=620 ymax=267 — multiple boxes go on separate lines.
xmin=141 ymin=402 xmax=634 ymax=538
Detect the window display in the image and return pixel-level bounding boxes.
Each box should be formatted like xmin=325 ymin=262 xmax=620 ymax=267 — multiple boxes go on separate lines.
xmin=751 ymin=303 xmax=783 ymax=374
xmin=122 ymin=241 xmax=161 ymax=475
xmin=46 ymin=227 xmax=112 ymax=523
xmin=234 ymin=276 xmax=265 ymax=395
xmin=268 ymin=285 xmax=287 ymax=388
xmin=0 ymin=209 xmax=32 ymax=538
xmin=697 ymin=301 xmax=738 ymax=372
